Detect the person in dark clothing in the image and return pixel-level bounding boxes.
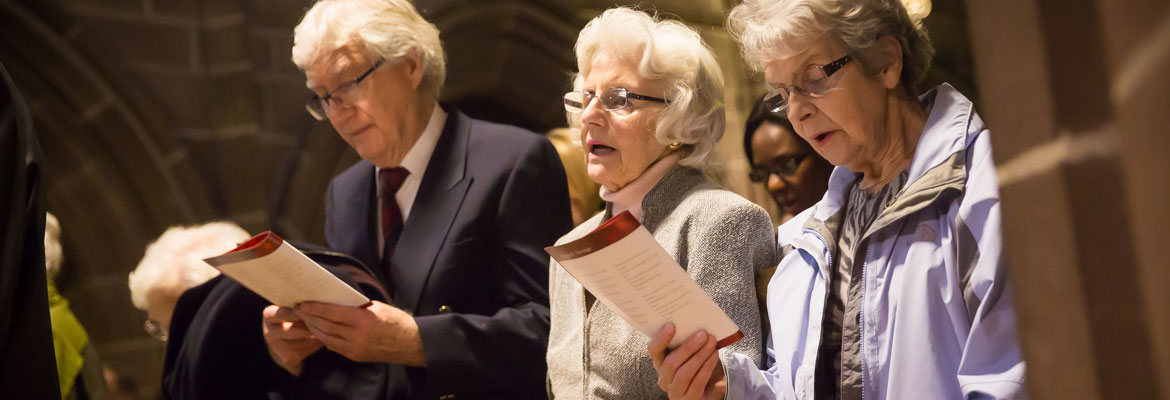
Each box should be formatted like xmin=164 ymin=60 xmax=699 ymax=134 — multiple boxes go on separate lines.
xmin=0 ymin=61 xmax=62 ymax=399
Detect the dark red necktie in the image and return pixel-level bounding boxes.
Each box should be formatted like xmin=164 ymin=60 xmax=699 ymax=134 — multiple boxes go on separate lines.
xmin=379 ymin=167 xmax=409 ymax=296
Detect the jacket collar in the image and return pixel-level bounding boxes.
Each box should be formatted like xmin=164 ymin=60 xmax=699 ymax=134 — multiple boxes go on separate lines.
xmin=389 ymin=105 xmax=473 ymax=311
xmin=603 ymin=165 xmax=707 ymax=233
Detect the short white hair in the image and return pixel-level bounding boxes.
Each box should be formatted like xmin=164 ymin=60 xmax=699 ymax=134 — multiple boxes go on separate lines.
xmin=727 ymin=0 xmax=934 ymax=96
xmin=292 ymin=0 xmax=446 ymax=100
xmin=44 ymin=212 xmax=62 ymax=281
xmin=570 ymin=7 xmax=726 ymax=168
xmin=127 ymin=222 xmax=250 ymax=310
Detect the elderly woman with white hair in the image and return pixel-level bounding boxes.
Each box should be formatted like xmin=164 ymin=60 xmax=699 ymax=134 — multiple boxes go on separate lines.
xmin=128 ymin=221 xmax=250 ymax=340
xmin=650 ymin=0 xmax=1024 ymax=399
xmin=546 ymin=7 xmax=777 ymax=399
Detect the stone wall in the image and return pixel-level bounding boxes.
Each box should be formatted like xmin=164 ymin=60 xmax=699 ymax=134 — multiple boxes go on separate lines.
xmin=967 ymin=0 xmax=1170 ymax=398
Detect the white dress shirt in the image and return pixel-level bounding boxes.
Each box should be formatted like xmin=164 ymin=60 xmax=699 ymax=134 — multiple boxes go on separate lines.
xmin=375 ymin=103 xmax=447 ymax=256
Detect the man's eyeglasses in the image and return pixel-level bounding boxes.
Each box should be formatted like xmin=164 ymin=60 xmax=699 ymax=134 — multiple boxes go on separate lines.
xmin=749 ymin=151 xmax=811 ymax=183
xmin=563 ymin=87 xmax=669 ymax=113
xmin=305 ymin=59 xmax=386 ymax=121
xmin=144 ymin=319 xmax=167 ymax=342
xmin=763 ymin=55 xmax=852 ymax=113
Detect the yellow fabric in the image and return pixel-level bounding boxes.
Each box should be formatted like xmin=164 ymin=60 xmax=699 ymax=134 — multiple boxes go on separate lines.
xmin=546 ymin=128 xmax=602 ymax=225
xmin=48 ymin=281 xmax=89 ymax=399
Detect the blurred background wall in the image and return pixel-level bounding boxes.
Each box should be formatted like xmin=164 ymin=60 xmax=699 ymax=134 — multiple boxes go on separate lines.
xmin=967 ymin=0 xmax=1170 ymax=398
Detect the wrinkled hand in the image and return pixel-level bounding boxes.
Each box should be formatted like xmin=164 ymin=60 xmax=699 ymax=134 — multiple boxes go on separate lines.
xmin=296 ymin=301 xmax=426 ymax=366
xmin=648 ymin=323 xmax=727 ymax=400
xmin=262 ymin=305 xmax=323 ymax=376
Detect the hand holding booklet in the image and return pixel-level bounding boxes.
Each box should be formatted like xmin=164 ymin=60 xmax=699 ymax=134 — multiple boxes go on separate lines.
xmin=545 ymin=211 xmax=743 ymax=349
xmin=203 ymin=231 xmax=370 ymax=308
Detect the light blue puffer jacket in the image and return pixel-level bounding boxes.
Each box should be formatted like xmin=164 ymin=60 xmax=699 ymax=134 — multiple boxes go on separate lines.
xmin=724 ymin=84 xmax=1026 ymax=400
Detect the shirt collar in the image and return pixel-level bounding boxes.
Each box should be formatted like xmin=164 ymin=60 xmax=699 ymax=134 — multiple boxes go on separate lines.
xmin=395 ymin=102 xmax=447 ymax=178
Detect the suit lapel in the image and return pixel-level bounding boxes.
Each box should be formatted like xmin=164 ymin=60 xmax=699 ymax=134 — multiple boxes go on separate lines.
xmin=389 ymin=108 xmax=473 ymax=313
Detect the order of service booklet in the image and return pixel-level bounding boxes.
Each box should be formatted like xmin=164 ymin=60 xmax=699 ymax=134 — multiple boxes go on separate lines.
xmin=545 ymin=211 xmax=743 ymax=349
xmin=203 ymin=231 xmax=370 ymax=308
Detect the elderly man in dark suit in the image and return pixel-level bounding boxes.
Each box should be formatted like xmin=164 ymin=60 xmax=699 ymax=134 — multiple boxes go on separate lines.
xmin=261 ymin=0 xmax=572 ymax=398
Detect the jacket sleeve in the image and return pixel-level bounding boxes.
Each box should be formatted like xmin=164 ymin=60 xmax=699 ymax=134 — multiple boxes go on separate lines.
xmin=953 ymin=129 xmax=1026 ymax=398
xmin=724 ymin=351 xmax=795 ymax=400
xmin=685 ymin=200 xmax=782 ymax=399
xmin=412 ymin=136 xmax=572 ymax=397
xmin=684 ymin=200 xmax=775 ymax=367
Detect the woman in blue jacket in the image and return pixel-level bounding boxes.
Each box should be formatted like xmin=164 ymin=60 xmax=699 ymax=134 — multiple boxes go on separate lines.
xmin=648 ymin=0 xmax=1025 ymax=399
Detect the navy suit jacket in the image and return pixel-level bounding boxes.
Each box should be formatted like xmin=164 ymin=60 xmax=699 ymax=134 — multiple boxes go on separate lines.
xmin=321 ymin=106 xmax=571 ymax=399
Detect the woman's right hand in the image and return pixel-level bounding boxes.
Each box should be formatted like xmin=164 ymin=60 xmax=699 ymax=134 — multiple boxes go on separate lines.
xmin=648 ymin=323 xmax=728 ymax=400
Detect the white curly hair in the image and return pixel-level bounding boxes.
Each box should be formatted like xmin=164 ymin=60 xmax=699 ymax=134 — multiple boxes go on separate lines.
xmin=569 ymin=7 xmax=726 ymax=168
xmin=727 ymin=0 xmax=935 ymax=96
xmin=292 ymin=0 xmax=446 ymax=100
xmin=127 ymin=222 xmax=250 ymax=310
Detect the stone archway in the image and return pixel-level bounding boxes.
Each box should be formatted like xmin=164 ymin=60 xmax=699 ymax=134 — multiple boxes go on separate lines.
xmin=0 ymin=0 xmax=214 ymax=394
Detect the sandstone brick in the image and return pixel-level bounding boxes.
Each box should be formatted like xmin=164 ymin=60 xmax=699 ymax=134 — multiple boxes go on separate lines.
xmin=205 ymin=71 xmax=259 ymax=129
xmin=200 ymin=22 xmax=248 ymax=66
xmin=259 ymin=82 xmax=315 ymax=138
xmin=184 ymin=134 xmax=281 ymax=215
xmin=58 ymin=0 xmax=143 ymax=14
xmin=77 ymin=15 xmax=194 ymax=65
xmin=248 ymin=0 xmax=314 ymax=29
xmin=151 ymin=0 xmax=199 ymax=17
xmin=136 ymin=68 xmax=210 ymax=129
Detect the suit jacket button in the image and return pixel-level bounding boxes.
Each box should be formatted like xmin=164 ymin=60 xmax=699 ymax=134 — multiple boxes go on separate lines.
xmin=438 ymin=305 xmax=452 ymax=314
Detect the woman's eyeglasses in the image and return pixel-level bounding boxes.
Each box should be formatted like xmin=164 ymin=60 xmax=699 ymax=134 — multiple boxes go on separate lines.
xmin=564 ymin=87 xmax=669 ymax=113
xmin=749 ymin=151 xmax=811 ymax=182
xmin=763 ymin=55 xmax=852 ymax=113
xmin=144 ymin=319 xmax=167 ymax=342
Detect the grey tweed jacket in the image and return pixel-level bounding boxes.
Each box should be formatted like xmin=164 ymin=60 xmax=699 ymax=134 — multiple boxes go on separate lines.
xmin=547 ymin=166 xmax=778 ymax=399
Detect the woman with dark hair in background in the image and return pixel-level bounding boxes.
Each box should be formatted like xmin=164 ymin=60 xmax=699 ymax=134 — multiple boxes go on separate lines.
xmin=743 ymin=97 xmax=834 ymax=223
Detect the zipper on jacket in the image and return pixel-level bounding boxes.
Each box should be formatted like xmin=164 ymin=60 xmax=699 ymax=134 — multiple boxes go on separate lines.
xmin=858 ymin=241 xmax=872 ymax=400
xmin=582 ymin=291 xmax=590 ymax=400
xmin=802 ymin=228 xmax=834 ymax=279
xmin=802 ymin=228 xmax=834 ymax=396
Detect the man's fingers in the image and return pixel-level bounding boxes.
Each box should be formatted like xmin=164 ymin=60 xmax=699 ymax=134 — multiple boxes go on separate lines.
xmin=302 ymin=316 xmax=346 ymax=342
xmin=276 ymin=321 xmax=315 ymax=340
xmin=298 ymin=301 xmax=358 ymax=320
xmin=263 ymin=305 xmax=301 ymax=323
xmin=299 ymin=310 xmax=355 ymax=336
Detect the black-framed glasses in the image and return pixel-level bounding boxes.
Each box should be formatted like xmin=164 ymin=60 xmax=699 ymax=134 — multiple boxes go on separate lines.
xmin=305 ymin=59 xmax=386 ymax=121
xmin=749 ymin=151 xmax=811 ymax=182
xmin=144 ymin=319 xmax=167 ymax=342
xmin=563 ymin=87 xmax=669 ymax=113
xmin=763 ymin=55 xmax=852 ymax=113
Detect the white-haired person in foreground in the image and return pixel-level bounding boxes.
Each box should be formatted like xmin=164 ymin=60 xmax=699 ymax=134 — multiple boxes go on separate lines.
xmin=128 ymin=221 xmax=249 ymax=341
xmin=649 ymin=0 xmax=1024 ymax=399
xmin=546 ymin=7 xmax=777 ymax=399
xmin=263 ymin=0 xmax=571 ymax=398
